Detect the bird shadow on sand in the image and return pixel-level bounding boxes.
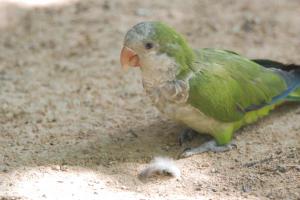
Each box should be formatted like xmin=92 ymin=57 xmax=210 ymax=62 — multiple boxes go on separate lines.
xmin=2 ymin=103 xmax=299 ymax=200
xmin=3 ymin=103 xmax=299 ymax=172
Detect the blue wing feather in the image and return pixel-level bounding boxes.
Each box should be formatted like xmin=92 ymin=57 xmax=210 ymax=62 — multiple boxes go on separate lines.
xmin=245 ymin=69 xmax=300 ymax=111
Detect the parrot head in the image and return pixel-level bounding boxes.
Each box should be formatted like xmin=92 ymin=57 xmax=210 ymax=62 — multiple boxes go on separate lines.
xmin=120 ymin=21 xmax=194 ymax=77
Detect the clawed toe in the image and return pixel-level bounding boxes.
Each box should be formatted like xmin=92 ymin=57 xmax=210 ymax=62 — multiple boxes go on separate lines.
xmin=178 ymin=140 xmax=237 ymax=158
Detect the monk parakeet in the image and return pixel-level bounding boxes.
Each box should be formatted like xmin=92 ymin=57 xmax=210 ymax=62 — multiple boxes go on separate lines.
xmin=120 ymin=21 xmax=300 ymax=157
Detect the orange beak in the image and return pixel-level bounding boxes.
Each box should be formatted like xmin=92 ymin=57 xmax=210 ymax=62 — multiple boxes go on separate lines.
xmin=120 ymin=46 xmax=140 ymax=70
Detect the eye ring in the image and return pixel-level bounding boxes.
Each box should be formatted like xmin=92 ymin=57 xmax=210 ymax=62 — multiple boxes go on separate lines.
xmin=144 ymin=42 xmax=154 ymax=50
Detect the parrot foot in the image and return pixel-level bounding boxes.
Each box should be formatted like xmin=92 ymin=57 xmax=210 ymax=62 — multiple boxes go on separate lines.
xmin=179 ymin=140 xmax=236 ymax=158
xmin=178 ymin=128 xmax=199 ymax=146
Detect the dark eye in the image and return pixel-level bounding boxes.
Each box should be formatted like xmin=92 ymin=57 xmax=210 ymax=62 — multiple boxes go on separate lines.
xmin=144 ymin=42 xmax=153 ymax=49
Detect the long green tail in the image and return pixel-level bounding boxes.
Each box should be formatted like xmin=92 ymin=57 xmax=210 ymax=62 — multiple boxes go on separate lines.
xmin=252 ymin=59 xmax=300 ymax=102
xmin=287 ymin=87 xmax=300 ymax=101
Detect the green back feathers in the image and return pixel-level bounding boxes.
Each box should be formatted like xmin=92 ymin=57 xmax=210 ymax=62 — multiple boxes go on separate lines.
xmin=187 ymin=49 xmax=287 ymax=122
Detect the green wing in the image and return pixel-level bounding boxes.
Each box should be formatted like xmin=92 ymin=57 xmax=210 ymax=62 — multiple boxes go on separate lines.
xmin=186 ymin=49 xmax=288 ymax=122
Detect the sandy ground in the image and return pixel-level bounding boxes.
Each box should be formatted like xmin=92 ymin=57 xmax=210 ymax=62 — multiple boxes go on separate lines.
xmin=0 ymin=0 xmax=299 ymax=199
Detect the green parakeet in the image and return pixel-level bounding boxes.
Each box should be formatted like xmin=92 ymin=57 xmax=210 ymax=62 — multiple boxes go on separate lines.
xmin=120 ymin=21 xmax=300 ymax=157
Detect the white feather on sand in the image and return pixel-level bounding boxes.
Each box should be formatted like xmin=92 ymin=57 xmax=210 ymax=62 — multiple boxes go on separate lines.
xmin=138 ymin=157 xmax=181 ymax=181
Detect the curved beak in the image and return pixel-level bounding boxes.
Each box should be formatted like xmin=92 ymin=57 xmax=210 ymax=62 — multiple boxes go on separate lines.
xmin=120 ymin=46 xmax=140 ymax=70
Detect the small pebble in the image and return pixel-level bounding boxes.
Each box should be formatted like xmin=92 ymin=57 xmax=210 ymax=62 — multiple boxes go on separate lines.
xmin=211 ymin=188 xmax=217 ymax=192
xmin=276 ymin=165 xmax=287 ymax=173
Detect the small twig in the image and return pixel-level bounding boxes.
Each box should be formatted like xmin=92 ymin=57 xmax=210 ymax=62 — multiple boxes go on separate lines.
xmin=243 ymin=156 xmax=273 ymax=167
xmin=128 ymin=129 xmax=138 ymax=138
xmin=0 ymin=197 xmax=22 ymax=200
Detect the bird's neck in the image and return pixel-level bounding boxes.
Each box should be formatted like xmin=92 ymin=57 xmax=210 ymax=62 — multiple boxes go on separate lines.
xmin=140 ymin=53 xmax=177 ymax=90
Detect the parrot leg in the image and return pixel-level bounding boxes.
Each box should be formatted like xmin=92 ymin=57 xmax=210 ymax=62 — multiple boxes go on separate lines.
xmin=179 ymin=140 xmax=236 ymax=158
xmin=178 ymin=128 xmax=199 ymax=146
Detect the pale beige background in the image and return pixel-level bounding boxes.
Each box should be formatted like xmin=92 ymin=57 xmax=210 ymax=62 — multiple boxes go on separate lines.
xmin=0 ymin=0 xmax=299 ymax=199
